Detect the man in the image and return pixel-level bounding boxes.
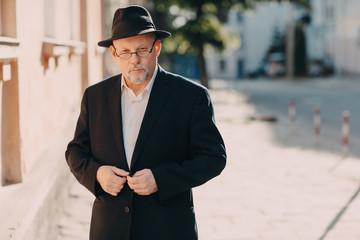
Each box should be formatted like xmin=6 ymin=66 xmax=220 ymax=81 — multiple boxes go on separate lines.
xmin=65 ymin=5 xmax=226 ymax=240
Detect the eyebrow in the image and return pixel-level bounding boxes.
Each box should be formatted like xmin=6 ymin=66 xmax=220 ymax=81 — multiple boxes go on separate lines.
xmin=119 ymin=44 xmax=149 ymax=53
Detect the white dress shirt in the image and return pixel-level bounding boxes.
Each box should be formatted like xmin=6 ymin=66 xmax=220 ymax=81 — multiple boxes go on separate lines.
xmin=121 ymin=66 xmax=157 ymax=169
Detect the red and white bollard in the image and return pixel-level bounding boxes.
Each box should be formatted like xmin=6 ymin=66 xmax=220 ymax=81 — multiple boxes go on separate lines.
xmin=244 ymin=89 xmax=251 ymax=103
xmin=314 ymin=107 xmax=321 ymax=145
xmin=342 ymin=111 xmax=350 ymax=158
xmin=289 ymin=100 xmax=296 ymax=133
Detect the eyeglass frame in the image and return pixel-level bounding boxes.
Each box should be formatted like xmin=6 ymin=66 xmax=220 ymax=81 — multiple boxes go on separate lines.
xmin=112 ymin=39 xmax=158 ymax=59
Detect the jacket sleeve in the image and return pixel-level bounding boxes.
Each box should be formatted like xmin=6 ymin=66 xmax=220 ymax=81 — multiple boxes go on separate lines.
xmin=151 ymin=88 xmax=226 ymax=201
xmin=65 ymin=89 xmax=103 ymax=197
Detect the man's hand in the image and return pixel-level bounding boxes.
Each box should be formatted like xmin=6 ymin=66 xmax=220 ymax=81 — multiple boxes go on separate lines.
xmin=127 ymin=169 xmax=158 ymax=195
xmin=96 ymin=166 xmax=129 ymax=196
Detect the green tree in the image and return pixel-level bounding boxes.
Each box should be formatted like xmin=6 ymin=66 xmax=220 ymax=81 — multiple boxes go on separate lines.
xmin=147 ymin=0 xmax=310 ymax=87
xmin=148 ymin=0 xmax=240 ymax=88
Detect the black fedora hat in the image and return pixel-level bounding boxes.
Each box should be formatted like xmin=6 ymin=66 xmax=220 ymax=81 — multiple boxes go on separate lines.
xmin=98 ymin=5 xmax=171 ymax=48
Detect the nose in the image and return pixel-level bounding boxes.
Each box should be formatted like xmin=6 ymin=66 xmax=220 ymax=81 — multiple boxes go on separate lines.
xmin=130 ymin=52 xmax=141 ymax=64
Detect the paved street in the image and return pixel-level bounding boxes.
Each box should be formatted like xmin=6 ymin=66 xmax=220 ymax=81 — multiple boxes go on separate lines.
xmin=228 ymin=77 xmax=360 ymax=158
xmin=58 ymin=87 xmax=360 ymax=240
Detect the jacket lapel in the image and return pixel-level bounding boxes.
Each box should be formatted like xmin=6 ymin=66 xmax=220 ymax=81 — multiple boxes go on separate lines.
xmin=130 ymin=67 xmax=172 ymax=169
xmin=108 ymin=75 xmax=130 ymax=171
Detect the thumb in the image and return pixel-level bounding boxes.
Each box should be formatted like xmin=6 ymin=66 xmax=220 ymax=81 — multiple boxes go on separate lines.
xmin=111 ymin=167 xmax=129 ymax=177
xmin=132 ymin=169 xmax=147 ymax=177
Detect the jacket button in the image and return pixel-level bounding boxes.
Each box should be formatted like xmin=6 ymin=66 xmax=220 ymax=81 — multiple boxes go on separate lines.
xmin=125 ymin=207 xmax=130 ymax=213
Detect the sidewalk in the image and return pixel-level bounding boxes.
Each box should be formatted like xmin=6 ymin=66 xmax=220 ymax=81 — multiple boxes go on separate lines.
xmin=57 ymin=89 xmax=360 ymax=240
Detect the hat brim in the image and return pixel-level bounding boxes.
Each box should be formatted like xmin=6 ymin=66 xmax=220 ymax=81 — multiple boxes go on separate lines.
xmin=98 ymin=29 xmax=171 ymax=48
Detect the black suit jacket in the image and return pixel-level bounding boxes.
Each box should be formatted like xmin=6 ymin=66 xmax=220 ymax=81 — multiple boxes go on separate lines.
xmin=65 ymin=66 xmax=226 ymax=240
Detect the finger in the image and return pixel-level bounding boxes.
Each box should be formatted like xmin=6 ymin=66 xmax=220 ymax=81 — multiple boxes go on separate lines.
xmin=133 ymin=186 xmax=154 ymax=196
xmin=132 ymin=170 xmax=145 ymax=177
xmin=103 ymin=185 xmax=120 ymax=196
xmin=129 ymin=181 xmax=151 ymax=193
xmin=104 ymin=177 xmax=126 ymax=192
xmin=109 ymin=189 xmax=120 ymax=196
xmin=133 ymin=190 xmax=146 ymax=195
xmin=128 ymin=180 xmax=148 ymax=193
xmin=127 ymin=175 xmax=141 ymax=185
xmin=127 ymin=178 xmax=139 ymax=190
xmin=111 ymin=176 xmax=126 ymax=187
xmin=127 ymin=169 xmax=148 ymax=183
xmin=112 ymin=167 xmax=130 ymax=177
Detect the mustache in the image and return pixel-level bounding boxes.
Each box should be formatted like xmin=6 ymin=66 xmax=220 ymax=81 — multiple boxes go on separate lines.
xmin=128 ymin=64 xmax=147 ymax=71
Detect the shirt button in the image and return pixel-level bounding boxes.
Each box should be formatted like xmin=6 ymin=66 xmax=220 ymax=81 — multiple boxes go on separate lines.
xmin=125 ymin=207 xmax=130 ymax=213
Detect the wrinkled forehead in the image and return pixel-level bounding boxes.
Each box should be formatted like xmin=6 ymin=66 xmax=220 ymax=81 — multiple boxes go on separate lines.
xmin=112 ymin=33 xmax=156 ymax=49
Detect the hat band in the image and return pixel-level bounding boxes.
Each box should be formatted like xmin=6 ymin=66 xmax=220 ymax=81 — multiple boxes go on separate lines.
xmin=112 ymin=20 xmax=155 ymax=36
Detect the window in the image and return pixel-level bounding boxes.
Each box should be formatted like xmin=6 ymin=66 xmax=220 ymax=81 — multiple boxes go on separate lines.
xmin=42 ymin=0 xmax=85 ymax=70
xmin=44 ymin=0 xmax=55 ymax=38
xmin=0 ymin=0 xmax=16 ymax=38
xmin=220 ymin=59 xmax=226 ymax=72
xmin=0 ymin=0 xmax=2 ymax=35
xmin=69 ymin=0 xmax=74 ymax=39
xmin=236 ymin=12 xmax=243 ymax=23
xmin=44 ymin=0 xmax=80 ymax=40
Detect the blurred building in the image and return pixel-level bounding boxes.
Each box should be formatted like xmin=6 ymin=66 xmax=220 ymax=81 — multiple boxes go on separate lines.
xmin=206 ymin=2 xmax=306 ymax=80
xmin=207 ymin=0 xmax=360 ymax=80
xmin=205 ymin=8 xmax=245 ymax=80
xmin=334 ymin=0 xmax=360 ymax=75
xmin=308 ymin=0 xmax=360 ymax=76
xmin=306 ymin=0 xmax=336 ymax=76
xmin=0 ymin=0 xmax=105 ymax=239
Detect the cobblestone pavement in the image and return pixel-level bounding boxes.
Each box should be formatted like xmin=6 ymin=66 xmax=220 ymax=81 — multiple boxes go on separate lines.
xmin=58 ymin=89 xmax=360 ymax=240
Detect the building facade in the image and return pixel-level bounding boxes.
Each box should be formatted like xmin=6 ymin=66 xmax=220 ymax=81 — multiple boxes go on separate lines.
xmin=205 ymin=2 xmax=306 ymax=80
xmin=305 ymin=0 xmax=360 ymax=76
xmin=205 ymin=8 xmax=244 ymax=80
xmin=207 ymin=0 xmax=360 ymax=80
xmin=333 ymin=0 xmax=360 ymax=75
xmin=0 ymin=0 xmax=104 ymax=239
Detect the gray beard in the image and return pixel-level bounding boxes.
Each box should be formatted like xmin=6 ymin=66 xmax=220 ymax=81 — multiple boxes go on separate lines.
xmin=125 ymin=64 xmax=150 ymax=84
xmin=127 ymin=72 xmax=149 ymax=84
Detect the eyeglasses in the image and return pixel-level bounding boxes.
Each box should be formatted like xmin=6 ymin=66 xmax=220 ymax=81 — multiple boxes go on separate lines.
xmin=112 ymin=39 xmax=157 ymax=59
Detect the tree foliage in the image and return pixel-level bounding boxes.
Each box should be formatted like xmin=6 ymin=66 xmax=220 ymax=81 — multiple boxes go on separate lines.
xmin=146 ymin=0 xmax=310 ymax=87
xmin=149 ymin=0 xmax=239 ymax=53
xmin=147 ymin=0 xmax=240 ymax=87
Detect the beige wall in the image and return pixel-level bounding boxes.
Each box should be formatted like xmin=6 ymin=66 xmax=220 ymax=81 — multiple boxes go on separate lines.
xmin=0 ymin=0 xmax=104 ymax=183
xmin=17 ymin=1 xmax=78 ymax=174
xmin=87 ymin=0 xmax=106 ymax=85
xmin=18 ymin=0 xmax=71 ymax=175
xmin=0 ymin=0 xmax=105 ymax=238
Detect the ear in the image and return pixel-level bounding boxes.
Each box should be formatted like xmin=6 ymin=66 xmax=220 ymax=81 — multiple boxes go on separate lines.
xmin=110 ymin=45 xmax=117 ymax=60
xmin=154 ymin=40 xmax=162 ymax=57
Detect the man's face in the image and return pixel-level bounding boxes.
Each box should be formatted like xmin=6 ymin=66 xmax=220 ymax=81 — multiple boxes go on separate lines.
xmin=110 ymin=34 xmax=161 ymax=85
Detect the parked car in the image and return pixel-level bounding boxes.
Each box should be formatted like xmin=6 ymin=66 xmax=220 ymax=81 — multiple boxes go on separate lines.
xmin=248 ymin=63 xmax=267 ymax=78
xmin=266 ymin=52 xmax=285 ymax=77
